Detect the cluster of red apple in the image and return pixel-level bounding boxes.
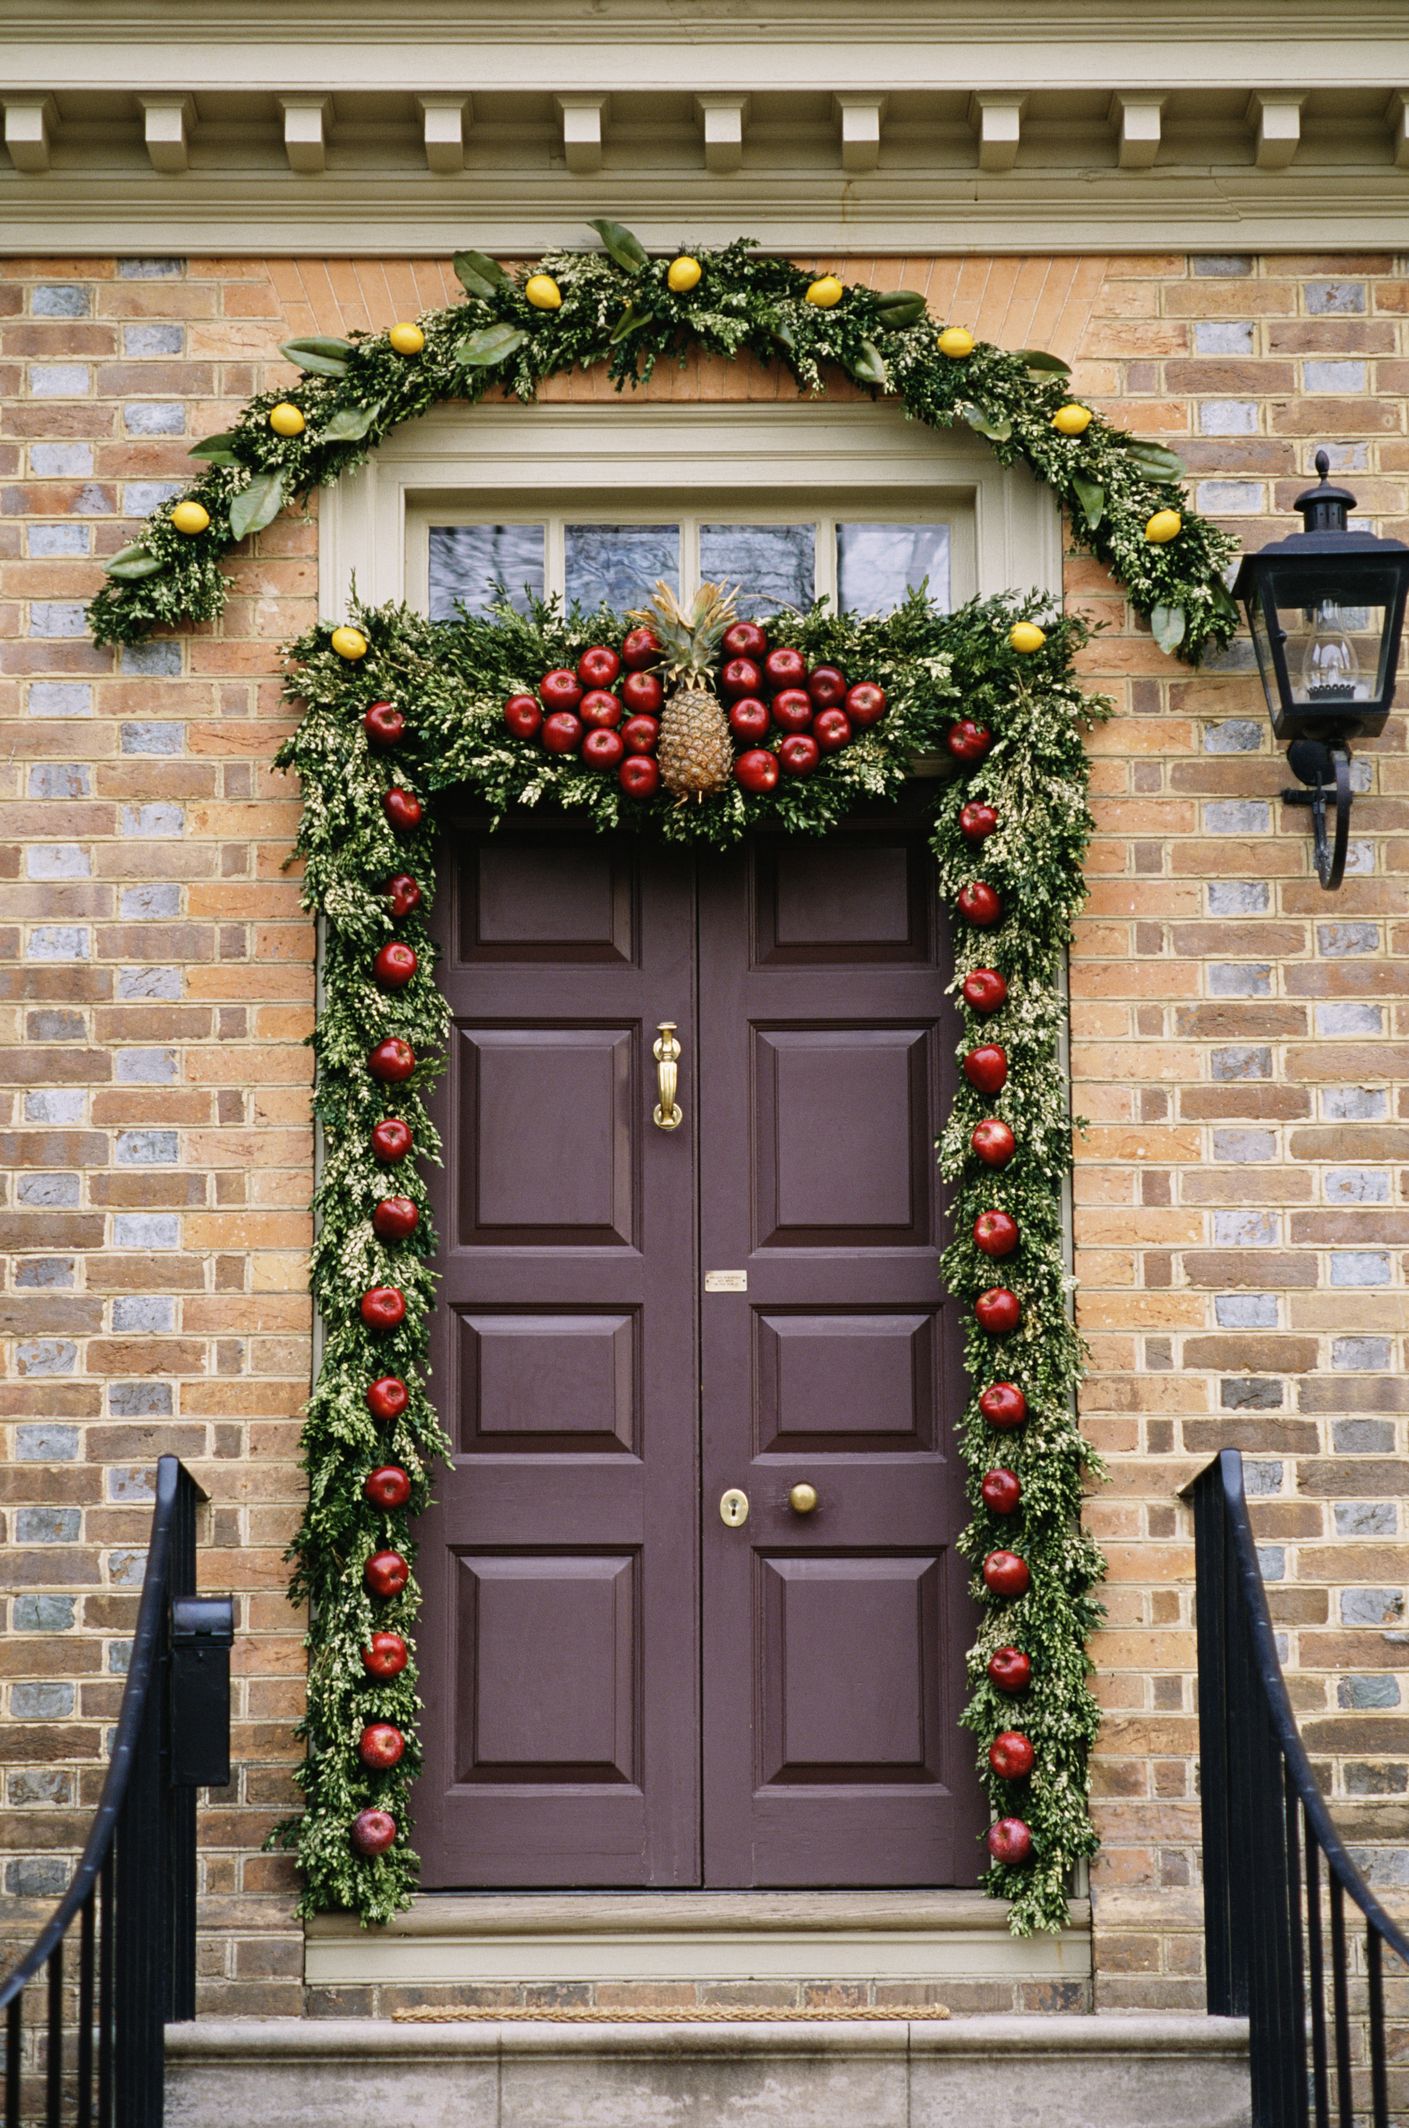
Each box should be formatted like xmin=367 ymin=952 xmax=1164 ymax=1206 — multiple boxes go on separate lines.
xmin=949 ymin=709 xmax=1037 ymax=1869
xmin=500 ymin=623 xmax=888 ymax=798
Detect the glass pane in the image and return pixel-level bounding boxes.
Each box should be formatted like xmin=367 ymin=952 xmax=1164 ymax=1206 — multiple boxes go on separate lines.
xmin=428 ymin=524 xmax=545 ymax=621
xmin=700 ymin=524 xmax=816 ymax=617
xmin=565 ymin=524 xmax=679 ymax=612
xmin=837 ymin=522 xmax=950 ymax=616
xmin=1275 ymin=596 xmax=1389 ymax=707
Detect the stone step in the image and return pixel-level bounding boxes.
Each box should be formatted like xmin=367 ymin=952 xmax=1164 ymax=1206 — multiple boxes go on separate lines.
xmin=167 ymin=2012 xmax=1250 ymax=2128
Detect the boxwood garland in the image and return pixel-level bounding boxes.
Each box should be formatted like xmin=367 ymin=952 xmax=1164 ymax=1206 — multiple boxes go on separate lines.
xmin=271 ymin=586 xmax=1105 ymax=1937
xmin=88 ymin=218 xmax=1238 ymax=666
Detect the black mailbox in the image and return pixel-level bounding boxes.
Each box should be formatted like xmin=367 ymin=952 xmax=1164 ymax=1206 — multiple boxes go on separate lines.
xmin=170 ymin=1594 xmax=235 ymax=1788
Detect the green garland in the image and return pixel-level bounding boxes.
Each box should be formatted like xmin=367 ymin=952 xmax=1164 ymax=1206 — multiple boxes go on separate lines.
xmin=88 ymin=219 xmax=1238 ymax=665
xmin=272 ymin=587 xmax=1105 ymax=1936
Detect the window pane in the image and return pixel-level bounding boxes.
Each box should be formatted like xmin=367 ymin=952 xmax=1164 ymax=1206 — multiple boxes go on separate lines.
xmin=428 ymin=524 xmax=545 ymax=621
xmin=699 ymin=524 xmax=816 ymax=617
xmin=837 ymin=522 xmax=950 ymax=616
xmin=565 ymin=524 xmax=679 ymax=612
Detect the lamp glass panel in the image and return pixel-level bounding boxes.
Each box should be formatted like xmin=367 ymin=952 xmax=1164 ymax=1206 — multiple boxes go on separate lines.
xmin=1271 ymin=593 xmax=1390 ymax=708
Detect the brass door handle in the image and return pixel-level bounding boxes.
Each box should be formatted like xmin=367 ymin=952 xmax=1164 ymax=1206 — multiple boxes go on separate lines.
xmin=653 ymin=1020 xmax=683 ymax=1131
xmin=789 ymin=1483 xmax=819 ymax=1514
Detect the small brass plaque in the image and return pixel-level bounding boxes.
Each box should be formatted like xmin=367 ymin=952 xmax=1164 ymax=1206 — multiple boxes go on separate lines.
xmin=704 ymin=1269 xmax=748 ymax=1293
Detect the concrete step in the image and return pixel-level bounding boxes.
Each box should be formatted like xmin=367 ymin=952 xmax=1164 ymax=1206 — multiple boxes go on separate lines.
xmin=167 ymin=2012 xmax=1251 ymax=2128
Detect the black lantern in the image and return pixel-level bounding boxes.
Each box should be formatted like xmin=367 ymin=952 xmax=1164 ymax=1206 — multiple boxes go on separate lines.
xmin=1232 ymin=450 xmax=1409 ymax=889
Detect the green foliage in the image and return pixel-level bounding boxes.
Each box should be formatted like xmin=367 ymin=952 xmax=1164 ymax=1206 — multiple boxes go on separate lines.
xmin=273 ymin=587 xmax=1106 ymax=1935
xmin=87 ymin=223 xmax=1240 ymax=663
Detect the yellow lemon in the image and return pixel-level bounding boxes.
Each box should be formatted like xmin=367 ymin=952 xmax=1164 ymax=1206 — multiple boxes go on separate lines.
xmin=524 ymin=274 xmax=563 ymax=311
xmin=805 ymin=275 xmax=844 ymax=309
xmin=937 ymin=326 xmax=975 ymax=359
xmin=1145 ymin=508 xmax=1183 ymax=544
xmin=330 ymin=625 xmax=369 ymax=661
xmin=170 ymin=500 xmax=210 ymax=536
xmin=667 ymin=255 xmax=702 ymax=294
xmin=1051 ymin=402 xmax=1092 ymax=436
xmin=388 ymin=322 xmax=426 ymax=355
xmin=1008 ymin=620 xmax=1047 ymax=654
xmin=269 ymin=401 xmax=306 ymax=437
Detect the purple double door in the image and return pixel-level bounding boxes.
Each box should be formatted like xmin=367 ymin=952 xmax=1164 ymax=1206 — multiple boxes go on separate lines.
xmin=415 ymin=803 xmax=984 ymax=1889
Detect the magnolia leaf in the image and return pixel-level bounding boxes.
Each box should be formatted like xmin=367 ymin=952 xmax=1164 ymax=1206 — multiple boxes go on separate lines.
xmin=452 ymin=250 xmax=509 ymax=299
xmin=189 ymin=431 xmax=241 ymax=463
xmin=1211 ymin=578 xmax=1240 ymax=622
xmin=1070 ymin=473 xmax=1105 ymax=530
xmin=609 ymin=304 xmax=654 ymax=346
xmin=849 ymin=340 xmax=889 ymax=388
xmin=872 ymin=290 xmax=929 ymax=328
xmin=229 ymin=469 xmax=286 ymax=541
xmin=455 ymin=323 xmax=530 ymax=367
xmin=587 ymin=217 xmax=650 ymax=274
xmin=1151 ymin=603 xmax=1187 ymax=654
xmin=316 ymin=402 xmax=381 ymax=444
xmin=1127 ymin=441 xmax=1185 ymax=483
xmin=1016 ymin=348 xmax=1071 ymax=375
xmin=279 ymin=339 xmax=350 ymax=379
xmin=105 ymin=546 xmax=164 ymax=581
xmin=962 ymin=404 xmax=1013 ymax=443
xmin=770 ymin=320 xmax=798 ymax=355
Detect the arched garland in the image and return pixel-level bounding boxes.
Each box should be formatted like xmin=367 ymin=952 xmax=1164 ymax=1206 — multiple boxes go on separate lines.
xmin=271 ymin=587 xmax=1106 ymax=1938
xmin=88 ymin=218 xmax=1238 ymax=663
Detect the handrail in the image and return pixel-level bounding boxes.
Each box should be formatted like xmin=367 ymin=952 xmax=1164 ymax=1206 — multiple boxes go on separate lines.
xmin=1189 ymin=1446 xmax=1409 ymax=2127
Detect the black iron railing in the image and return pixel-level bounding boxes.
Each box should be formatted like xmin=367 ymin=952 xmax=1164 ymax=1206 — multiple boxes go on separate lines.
xmin=1191 ymin=1447 xmax=1409 ymax=2127
xmin=1 ymin=1456 xmax=232 ymax=2128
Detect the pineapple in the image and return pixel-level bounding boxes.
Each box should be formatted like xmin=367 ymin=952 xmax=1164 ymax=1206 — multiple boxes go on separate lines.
xmin=630 ymin=581 xmax=737 ymax=798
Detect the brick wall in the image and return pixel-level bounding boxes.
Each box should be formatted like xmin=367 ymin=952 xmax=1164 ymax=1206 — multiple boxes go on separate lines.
xmin=0 ymin=248 xmax=1405 ymax=2016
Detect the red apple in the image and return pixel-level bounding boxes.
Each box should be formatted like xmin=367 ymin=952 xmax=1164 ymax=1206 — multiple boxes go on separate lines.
xmin=960 ymin=800 xmax=998 ymax=842
xmin=382 ymin=788 xmax=422 ymax=833
xmin=370 ymin=1117 xmax=413 ymax=1163
xmin=721 ymin=656 xmax=763 ymax=699
xmin=989 ymin=1730 xmax=1035 ymax=1780
xmin=972 ymin=1118 xmax=1016 ymax=1167
xmin=359 ymin=1286 xmax=406 ymax=1332
xmin=976 ymin=1287 xmax=1021 ymax=1335
xmin=844 ymin=681 xmax=887 ymax=728
xmin=958 ymin=881 xmax=1003 ymax=928
xmin=987 ymin=1816 xmax=1033 ymax=1865
xmin=372 ymin=1195 xmax=420 ymax=1242
xmin=360 ymin=1631 xmax=408 ymax=1679
xmin=541 ymin=711 xmax=583 ymax=754
xmin=619 ymin=754 xmax=660 ymax=799
xmin=981 ymin=1467 xmax=1023 ymax=1515
xmin=364 ymin=1464 xmax=413 ymax=1511
xmin=946 ymin=719 xmax=992 ymax=764
xmin=374 ymin=940 xmax=418 ymax=988
xmin=385 ymin=873 xmax=421 ymax=920
xmin=723 ymin=620 xmax=768 ymax=660
xmin=539 ymin=668 xmax=582 ymax=711
xmin=621 ymin=714 xmax=659 ymax=754
xmin=764 ymin=646 xmax=807 ymax=688
xmin=503 ymin=692 xmax=542 ymax=739
xmin=771 ymin=687 xmax=813 ymax=733
xmin=962 ymin=968 xmax=1007 ymax=1015
xmin=578 ymin=689 xmax=622 ymax=730
xmin=357 ymin=1721 xmax=406 ymax=1771
xmin=982 ymin=1549 xmax=1031 ymax=1598
xmin=728 ymin=697 xmax=771 ymax=743
xmin=620 ymin=626 xmax=661 ymax=671
xmin=622 ymin=670 xmax=664 ymax=715
xmin=350 ymin=1807 xmax=397 ymax=1856
xmin=577 ymin=644 xmax=621 ymax=688
xmin=813 ymin=708 xmax=852 ymax=752
xmin=779 ymin=733 xmax=820 ymax=776
xmin=367 ymin=1375 xmax=409 ymax=1423
xmin=980 ymin=1381 xmax=1028 ymax=1431
xmin=974 ymin=1209 xmax=1019 ymax=1258
xmin=806 ymin=664 xmax=847 ymax=709
xmin=364 ymin=1549 xmax=409 ymax=1599
xmin=369 ymin=1037 xmax=415 ymax=1083
xmin=364 ymin=701 xmax=405 ymax=748
xmin=988 ymin=1646 xmax=1032 ymax=1694
xmin=582 ymin=727 xmax=625 ymax=770
xmin=964 ymin=1044 xmax=1008 ymax=1096
xmin=736 ymin=749 xmax=780 ymax=794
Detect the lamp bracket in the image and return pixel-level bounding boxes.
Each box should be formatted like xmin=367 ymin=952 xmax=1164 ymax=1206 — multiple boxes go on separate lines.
xmin=1282 ymin=739 xmax=1352 ymax=891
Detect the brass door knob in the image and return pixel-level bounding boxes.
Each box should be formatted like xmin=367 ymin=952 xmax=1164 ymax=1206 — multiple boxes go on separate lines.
xmin=788 ymin=1482 xmax=819 ymax=1514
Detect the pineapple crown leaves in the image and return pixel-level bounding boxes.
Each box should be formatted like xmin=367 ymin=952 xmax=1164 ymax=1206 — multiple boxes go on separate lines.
xmin=628 ymin=579 xmax=740 ymax=685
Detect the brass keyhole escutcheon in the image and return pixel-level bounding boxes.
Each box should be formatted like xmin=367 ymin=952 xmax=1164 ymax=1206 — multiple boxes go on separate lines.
xmin=719 ymin=1488 xmax=750 ymax=1528
xmin=789 ymin=1482 xmax=819 ymax=1515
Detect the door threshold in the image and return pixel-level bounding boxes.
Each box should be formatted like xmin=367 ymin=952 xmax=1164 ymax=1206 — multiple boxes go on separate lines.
xmin=304 ymin=1889 xmax=1091 ymax=1987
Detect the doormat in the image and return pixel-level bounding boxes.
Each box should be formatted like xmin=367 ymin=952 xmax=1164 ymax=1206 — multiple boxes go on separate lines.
xmin=392 ymin=2002 xmax=950 ymax=2023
